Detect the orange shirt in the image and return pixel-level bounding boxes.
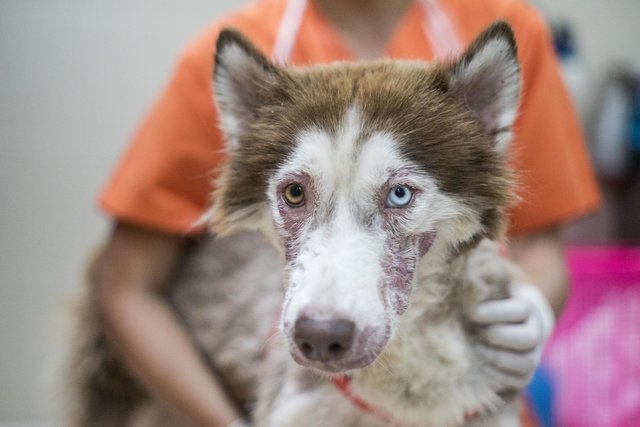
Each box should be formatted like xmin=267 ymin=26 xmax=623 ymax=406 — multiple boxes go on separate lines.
xmin=99 ymin=0 xmax=600 ymax=236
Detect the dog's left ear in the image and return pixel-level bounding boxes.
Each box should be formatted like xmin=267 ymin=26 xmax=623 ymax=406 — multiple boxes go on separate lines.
xmin=214 ymin=28 xmax=282 ymax=145
xmin=447 ymin=21 xmax=521 ymax=153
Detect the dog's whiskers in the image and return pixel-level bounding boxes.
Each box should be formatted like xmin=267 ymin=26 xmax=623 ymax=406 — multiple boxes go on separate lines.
xmin=259 ymin=328 xmax=282 ymax=353
xmin=371 ymin=352 xmax=394 ymax=376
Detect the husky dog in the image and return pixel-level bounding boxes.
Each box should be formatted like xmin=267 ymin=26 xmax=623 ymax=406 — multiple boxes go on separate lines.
xmin=69 ymin=21 xmax=523 ymax=427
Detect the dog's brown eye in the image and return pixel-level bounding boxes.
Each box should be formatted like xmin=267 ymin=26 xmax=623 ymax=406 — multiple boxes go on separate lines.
xmin=283 ymin=183 xmax=305 ymax=207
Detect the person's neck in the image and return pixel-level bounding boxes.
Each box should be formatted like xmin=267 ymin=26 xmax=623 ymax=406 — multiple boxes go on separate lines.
xmin=312 ymin=0 xmax=413 ymax=59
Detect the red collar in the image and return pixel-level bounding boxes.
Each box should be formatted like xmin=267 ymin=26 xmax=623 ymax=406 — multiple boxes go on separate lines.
xmin=331 ymin=375 xmax=483 ymax=427
xmin=331 ymin=376 xmax=404 ymax=426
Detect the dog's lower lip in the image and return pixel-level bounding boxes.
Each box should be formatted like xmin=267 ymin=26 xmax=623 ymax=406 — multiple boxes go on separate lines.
xmin=290 ymin=349 xmax=378 ymax=373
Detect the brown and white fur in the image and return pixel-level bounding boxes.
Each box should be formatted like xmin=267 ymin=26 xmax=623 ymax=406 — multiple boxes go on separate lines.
xmin=68 ymin=22 xmax=523 ymax=427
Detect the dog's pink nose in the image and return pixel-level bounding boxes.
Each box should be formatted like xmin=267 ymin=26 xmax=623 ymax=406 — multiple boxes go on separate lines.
xmin=294 ymin=316 xmax=355 ymax=362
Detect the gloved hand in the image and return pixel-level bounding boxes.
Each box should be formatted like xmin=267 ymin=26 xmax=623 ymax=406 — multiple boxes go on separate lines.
xmin=470 ymin=281 xmax=555 ymax=390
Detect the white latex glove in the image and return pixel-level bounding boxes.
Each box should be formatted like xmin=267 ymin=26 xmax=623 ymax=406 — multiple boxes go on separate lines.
xmin=471 ymin=281 xmax=555 ymax=391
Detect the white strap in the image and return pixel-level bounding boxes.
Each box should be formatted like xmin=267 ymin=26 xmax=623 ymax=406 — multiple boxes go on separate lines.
xmin=273 ymin=0 xmax=462 ymax=64
xmin=420 ymin=0 xmax=463 ymax=59
xmin=272 ymin=0 xmax=308 ymax=64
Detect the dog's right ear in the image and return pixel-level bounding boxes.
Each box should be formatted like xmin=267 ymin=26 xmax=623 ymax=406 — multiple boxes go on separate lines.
xmin=214 ymin=29 xmax=281 ymax=145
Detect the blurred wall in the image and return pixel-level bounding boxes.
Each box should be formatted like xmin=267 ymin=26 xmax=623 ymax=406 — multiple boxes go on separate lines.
xmin=0 ymin=1 xmax=242 ymax=424
xmin=0 ymin=0 xmax=638 ymax=425
xmin=529 ymin=0 xmax=640 ymax=119
xmin=528 ymin=0 xmax=640 ymax=244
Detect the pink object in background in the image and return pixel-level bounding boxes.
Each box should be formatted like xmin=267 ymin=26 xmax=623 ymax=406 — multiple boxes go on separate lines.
xmin=545 ymin=247 xmax=640 ymax=427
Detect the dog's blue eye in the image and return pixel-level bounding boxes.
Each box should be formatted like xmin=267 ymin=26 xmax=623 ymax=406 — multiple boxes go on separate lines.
xmin=386 ymin=185 xmax=413 ymax=208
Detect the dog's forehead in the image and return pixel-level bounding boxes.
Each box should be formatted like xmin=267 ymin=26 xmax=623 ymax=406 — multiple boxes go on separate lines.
xmin=280 ymin=106 xmax=405 ymax=187
xmin=284 ymin=61 xmax=447 ymax=130
xmin=278 ymin=62 xmax=468 ymax=179
xmin=275 ymin=62 xmax=448 ymax=181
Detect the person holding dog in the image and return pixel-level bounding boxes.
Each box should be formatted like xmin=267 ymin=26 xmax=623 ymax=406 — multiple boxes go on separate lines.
xmin=92 ymin=0 xmax=600 ymax=426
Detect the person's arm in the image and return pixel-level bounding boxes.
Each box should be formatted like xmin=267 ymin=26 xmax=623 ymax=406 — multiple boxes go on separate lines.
xmin=470 ymin=226 xmax=566 ymax=390
xmin=509 ymin=226 xmax=568 ymax=316
xmin=95 ymin=222 xmax=246 ymax=427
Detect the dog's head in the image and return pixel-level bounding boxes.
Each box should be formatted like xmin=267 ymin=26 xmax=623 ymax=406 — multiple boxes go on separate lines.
xmin=210 ymin=22 xmax=520 ymax=373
